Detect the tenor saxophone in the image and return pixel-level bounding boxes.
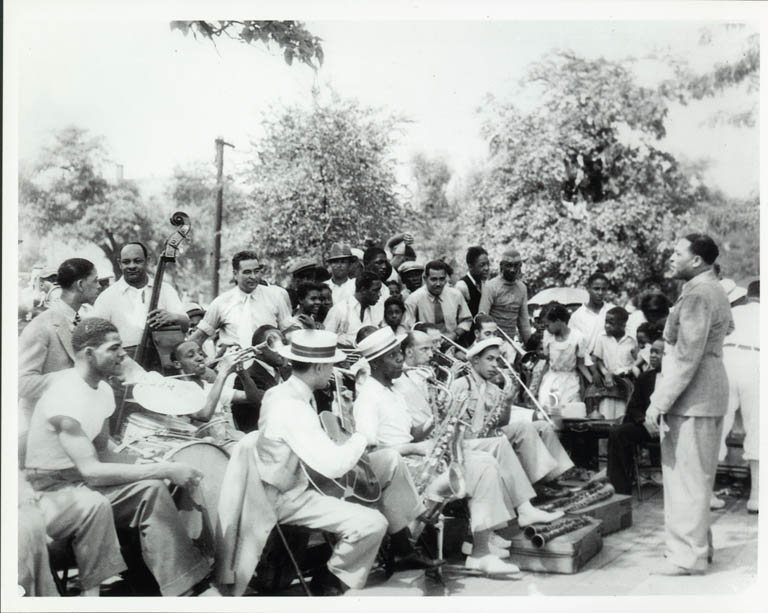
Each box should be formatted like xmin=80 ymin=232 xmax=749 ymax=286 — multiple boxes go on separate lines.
xmin=413 ymin=391 xmax=470 ymax=498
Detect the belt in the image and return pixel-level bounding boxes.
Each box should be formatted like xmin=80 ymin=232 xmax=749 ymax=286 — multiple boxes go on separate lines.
xmin=723 ymin=343 xmax=759 ymax=352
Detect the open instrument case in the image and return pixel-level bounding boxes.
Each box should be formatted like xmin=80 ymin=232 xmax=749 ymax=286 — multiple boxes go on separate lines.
xmin=500 ymin=516 xmax=603 ymax=574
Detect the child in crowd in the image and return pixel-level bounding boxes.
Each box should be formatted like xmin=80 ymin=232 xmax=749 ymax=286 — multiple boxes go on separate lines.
xmin=631 ymin=321 xmax=654 ymax=377
xmin=537 ymin=302 xmax=587 ymax=410
xmin=386 ymin=279 xmax=403 ymax=299
xmin=383 ymin=296 xmax=407 ymax=335
xmin=585 ymin=306 xmax=637 ymax=420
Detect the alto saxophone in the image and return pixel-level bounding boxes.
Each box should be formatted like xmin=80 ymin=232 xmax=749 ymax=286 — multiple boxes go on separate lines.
xmin=478 ymin=385 xmax=508 ymax=438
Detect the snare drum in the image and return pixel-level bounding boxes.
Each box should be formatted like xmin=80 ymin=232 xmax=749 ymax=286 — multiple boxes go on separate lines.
xmin=163 ymin=441 xmax=230 ymax=556
xmin=194 ymin=414 xmax=242 ymax=452
xmin=121 ymin=412 xmax=197 ymax=442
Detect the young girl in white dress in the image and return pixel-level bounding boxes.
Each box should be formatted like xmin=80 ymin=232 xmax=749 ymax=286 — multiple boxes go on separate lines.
xmin=537 ymin=302 xmax=587 ymax=409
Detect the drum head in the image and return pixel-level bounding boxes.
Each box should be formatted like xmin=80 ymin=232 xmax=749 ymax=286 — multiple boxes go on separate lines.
xmin=133 ymin=378 xmax=206 ymax=416
xmin=164 ymin=442 xmax=229 ymax=553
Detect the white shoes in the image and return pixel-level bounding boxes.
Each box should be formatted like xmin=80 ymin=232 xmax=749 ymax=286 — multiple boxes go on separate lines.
xmin=465 ymin=554 xmax=521 ymax=577
xmin=490 ymin=533 xmax=512 ymax=549
xmin=747 ymin=499 xmax=758 ymax=514
xmin=517 ymin=507 xmax=565 ymax=528
xmin=710 ymin=496 xmax=726 ymax=510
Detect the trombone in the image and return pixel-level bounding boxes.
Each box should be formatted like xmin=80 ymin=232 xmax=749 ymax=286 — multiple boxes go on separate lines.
xmin=496 ymin=353 xmax=556 ymax=429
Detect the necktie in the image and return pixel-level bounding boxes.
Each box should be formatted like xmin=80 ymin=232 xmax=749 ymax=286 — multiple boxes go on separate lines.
xmin=433 ymin=295 xmax=445 ymax=331
xmin=360 ymin=303 xmax=366 ymax=323
xmin=238 ymin=294 xmax=254 ymax=349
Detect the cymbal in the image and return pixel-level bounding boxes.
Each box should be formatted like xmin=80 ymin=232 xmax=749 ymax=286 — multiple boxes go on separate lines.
xmin=132 ymin=376 xmax=206 ymax=416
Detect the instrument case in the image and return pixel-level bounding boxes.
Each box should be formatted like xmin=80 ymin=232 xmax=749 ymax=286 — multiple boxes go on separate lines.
xmin=505 ymin=516 xmax=603 ymax=574
xmin=568 ymin=493 xmax=632 ymax=536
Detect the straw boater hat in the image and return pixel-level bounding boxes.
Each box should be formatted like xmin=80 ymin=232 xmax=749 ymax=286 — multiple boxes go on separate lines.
xmin=277 ymin=329 xmax=346 ymax=363
xmin=356 ymin=327 xmax=407 ymax=362
xmin=466 ymin=337 xmax=503 ymax=360
xmin=326 ymin=242 xmax=355 ymax=262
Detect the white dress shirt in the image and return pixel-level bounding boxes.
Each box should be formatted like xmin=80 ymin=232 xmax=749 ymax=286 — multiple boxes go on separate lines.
xmin=323 ymin=295 xmax=384 ymax=346
xmin=404 ymin=285 xmax=471 ymax=333
xmin=94 ymin=276 xmax=185 ymax=346
xmin=353 ymin=377 xmax=414 ymax=447
xmin=324 ymin=277 xmax=356 ymax=306
xmin=257 ymin=376 xmax=367 ymax=493
xmin=197 ymin=285 xmax=293 ymax=347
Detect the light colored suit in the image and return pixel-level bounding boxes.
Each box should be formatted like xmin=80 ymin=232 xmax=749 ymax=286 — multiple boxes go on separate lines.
xmin=650 ymin=268 xmax=734 ymax=571
xmin=18 ymin=302 xmax=78 ymax=429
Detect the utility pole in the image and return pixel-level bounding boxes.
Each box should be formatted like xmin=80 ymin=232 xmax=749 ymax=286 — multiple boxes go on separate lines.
xmin=213 ymin=137 xmax=234 ymax=298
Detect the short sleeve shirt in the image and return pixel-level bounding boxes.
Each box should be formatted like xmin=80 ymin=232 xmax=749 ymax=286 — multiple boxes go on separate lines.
xmin=197 ymin=285 xmax=293 ymax=346
xmin=25 ymin=369 xmax=115 ymax=470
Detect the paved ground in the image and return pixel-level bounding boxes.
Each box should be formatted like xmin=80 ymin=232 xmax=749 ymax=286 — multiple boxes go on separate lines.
xmin=356 ymin=480 xmax=759 ymax=598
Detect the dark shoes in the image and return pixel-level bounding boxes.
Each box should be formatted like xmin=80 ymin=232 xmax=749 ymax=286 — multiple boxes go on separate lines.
xmin=391 ymin=550 xmax=445 ymax=572
xmin=310 ymin=569 xmax=348 ymax=597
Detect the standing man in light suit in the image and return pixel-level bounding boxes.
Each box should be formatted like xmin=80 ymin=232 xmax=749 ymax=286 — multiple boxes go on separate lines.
xmin=645 ymin=233 xmax=734 ymax=576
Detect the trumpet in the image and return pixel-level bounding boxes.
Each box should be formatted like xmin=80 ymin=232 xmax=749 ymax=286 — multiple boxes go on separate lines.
xmin=208 ymin=335 xmax=284 ymax=367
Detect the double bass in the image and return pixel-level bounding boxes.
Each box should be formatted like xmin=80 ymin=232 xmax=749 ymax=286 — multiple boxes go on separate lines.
xmin=113 ymin=211 xmax=191 ymax=435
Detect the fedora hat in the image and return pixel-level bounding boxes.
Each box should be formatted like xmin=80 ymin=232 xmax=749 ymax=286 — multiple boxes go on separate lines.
xmin=356 ymin=327 xmax=407 ymax=362
xmin=326 ymin=242 xmax=355 ymax=262
xmin=290 ymin=258 xmax=331 ymax=282
xmin=466 ymin=337 xmax=503 ymax=360
xmin=277 ymin=329 xmax=347 ymax=363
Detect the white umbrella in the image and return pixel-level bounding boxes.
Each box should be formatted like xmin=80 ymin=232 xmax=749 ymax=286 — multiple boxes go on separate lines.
xmin=529 ymin=287 xmax=589 ymax=306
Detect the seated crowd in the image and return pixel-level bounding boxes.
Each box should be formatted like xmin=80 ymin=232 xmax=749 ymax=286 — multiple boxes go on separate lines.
xmin=17 ymin=232 xmax=758 ymax=596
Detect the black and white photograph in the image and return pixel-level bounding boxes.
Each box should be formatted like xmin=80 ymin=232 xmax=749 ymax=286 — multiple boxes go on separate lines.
xmin=2 ymin=1 xmax=764 ymax=610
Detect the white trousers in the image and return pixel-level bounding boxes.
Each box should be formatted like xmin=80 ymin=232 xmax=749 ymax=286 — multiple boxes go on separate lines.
xmin=275 ymin=487 xmax=388 ymax=589
xmin=721 ymin=347 xmax=759 ymax=461
xmin=662 ymin=414 xmax=723 ymax=571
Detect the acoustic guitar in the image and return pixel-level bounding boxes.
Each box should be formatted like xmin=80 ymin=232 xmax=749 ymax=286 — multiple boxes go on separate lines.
xmin=301 ymin=371 xmax=381 ymax=504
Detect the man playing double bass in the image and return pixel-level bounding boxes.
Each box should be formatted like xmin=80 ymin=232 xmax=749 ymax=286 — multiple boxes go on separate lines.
xmin=94 ymin=242 xmax=189 ymax=368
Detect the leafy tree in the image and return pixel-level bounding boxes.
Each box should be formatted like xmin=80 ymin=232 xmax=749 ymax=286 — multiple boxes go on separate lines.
xmin=171 ymin=20 xmax=323 ymax=69
xmin=467 ymin=53 xmax=705 ymax=295
xmin=658 ymin=25 xmax=759 ymax=127
xmin=408 ymin=153 xmax=465 ymax=268
xmin=695 ymin=192 xmax=759 ymax=281
xmin=19 ymin=126 xmax=161 ymax=278
xmin=238 ymin=94 xmax=406 ymax=276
